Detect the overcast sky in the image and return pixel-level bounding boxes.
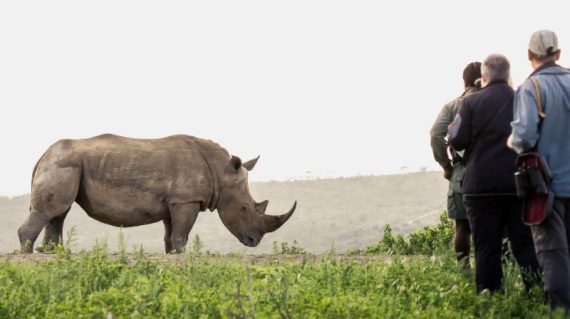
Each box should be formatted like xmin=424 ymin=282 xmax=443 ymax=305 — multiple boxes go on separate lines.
xmin=0 ymin=1 xmax=568 ymax=196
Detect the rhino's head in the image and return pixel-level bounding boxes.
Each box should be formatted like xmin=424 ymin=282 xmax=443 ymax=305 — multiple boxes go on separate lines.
xmin=216 ymin=156 xmax=296 ymax=247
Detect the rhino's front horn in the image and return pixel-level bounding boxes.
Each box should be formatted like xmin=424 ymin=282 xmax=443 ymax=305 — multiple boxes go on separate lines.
xmin=263 ymin=201 xmax=297 ymax=233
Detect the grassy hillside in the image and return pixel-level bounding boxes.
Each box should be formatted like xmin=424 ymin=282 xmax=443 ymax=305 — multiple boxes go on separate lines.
xmin=0 ymin=172 xmax=447 ymax=254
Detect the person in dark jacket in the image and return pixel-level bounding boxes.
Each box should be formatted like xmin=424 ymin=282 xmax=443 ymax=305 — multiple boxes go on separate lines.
xmin=447 ymin=54 xmax=541 ymax=293
xmin=430 ymin=61 xmax=481 ymax=270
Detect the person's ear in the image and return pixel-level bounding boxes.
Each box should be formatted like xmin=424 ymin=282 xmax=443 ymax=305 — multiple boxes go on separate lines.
xmin=527 ymin=49 xmax=534 ymax=62
xmin=481 ymin=75 xmax=489 ymax=88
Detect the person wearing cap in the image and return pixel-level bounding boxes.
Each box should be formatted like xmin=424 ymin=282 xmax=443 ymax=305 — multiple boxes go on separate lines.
xmin=430 ymin=62 xmax=481 ymax=270
xmin=448 ymin=54 xmax=540 ymax=293
xmin=509 ymin=29 xmax=570 ymax=313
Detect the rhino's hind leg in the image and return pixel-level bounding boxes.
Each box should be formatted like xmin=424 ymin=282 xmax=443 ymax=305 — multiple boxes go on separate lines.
xmin=41 ymin=209 xmax=70 ymax=250
xmin=168 ymin=203 xmax=200 ymax=253
xmin=20 ymin=163 xmax=81 ymax=253
xmin=18 ymin=212 xmax=51 ymax=253
xmin=19 ymin=207 xmax=72 ymax=253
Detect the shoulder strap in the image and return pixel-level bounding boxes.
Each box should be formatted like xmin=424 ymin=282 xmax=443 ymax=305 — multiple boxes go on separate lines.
xmin=529 ymin=77 xmax=546 ymax=118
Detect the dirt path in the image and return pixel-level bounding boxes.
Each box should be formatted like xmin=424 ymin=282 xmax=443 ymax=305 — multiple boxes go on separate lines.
xmin=0 ymin=253 xmax=404 ymax=264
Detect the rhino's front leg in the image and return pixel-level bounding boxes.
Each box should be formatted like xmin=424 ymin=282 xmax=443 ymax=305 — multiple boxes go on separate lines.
xmin=168 ymin=203 xmax=200 ymax=253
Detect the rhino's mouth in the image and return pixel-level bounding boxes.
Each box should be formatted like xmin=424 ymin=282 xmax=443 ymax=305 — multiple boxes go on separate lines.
xmin=241 ymin=234 xmax=261 ymax=247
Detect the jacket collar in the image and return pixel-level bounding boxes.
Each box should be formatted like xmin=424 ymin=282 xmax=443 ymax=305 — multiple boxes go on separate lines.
xmin=486 ymin=79 xmax=508 ymax=87
xmin=530 ymin=62 xmax=561 ymax=77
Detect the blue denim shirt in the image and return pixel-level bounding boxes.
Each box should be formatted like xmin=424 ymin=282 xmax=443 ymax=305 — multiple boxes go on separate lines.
xmin=510 ymin=64 xmax=570 ymax=197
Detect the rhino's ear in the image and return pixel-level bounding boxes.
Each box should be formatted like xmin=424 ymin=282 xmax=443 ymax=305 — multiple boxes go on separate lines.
xmin=243 ymin=156 xmax=260 ymax=171
xmin=255 ymin=200 xmax=269 ymax=214
xmin=229 ymin=156 xmax=242 ymax=172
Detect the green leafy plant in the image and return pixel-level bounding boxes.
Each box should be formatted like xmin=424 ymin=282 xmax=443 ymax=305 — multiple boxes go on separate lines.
xmin=272 ymin=240 xmax=307 ymax=255
xmin=0 ymin=246 xmax=548 ymax=318
xmin=1 ymin=212 xmax=550 ymax=319
xmin=191 ymin=235 xmax=203 ymax=255
xmin=366 ymin=211 xmax=454 ymax=255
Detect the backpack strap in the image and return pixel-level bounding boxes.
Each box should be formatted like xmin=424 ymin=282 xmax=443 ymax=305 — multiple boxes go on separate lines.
xmin=529 ymin=77 xmax=546 ymax=118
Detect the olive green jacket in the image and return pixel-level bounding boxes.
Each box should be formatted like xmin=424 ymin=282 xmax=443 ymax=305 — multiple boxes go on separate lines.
xmin=430 ymin=87 xmax=478 ymax=193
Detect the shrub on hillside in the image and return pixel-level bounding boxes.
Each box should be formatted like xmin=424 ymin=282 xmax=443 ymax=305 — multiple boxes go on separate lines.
xmin=365 ymin=211 xmax=454 ymax=255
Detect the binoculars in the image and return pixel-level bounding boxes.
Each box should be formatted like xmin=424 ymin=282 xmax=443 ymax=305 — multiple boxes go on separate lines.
xmin=515 ymin=167 xmax=548 ymax=198
xmin=514 ymin=152 xmax=552 ymax=198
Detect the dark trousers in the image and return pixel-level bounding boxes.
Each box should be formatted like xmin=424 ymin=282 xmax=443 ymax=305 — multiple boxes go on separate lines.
xmin=464 ymin=195 xmax=541 ymax=293
xmin=531 ymin=198 xmax=570 ymax=313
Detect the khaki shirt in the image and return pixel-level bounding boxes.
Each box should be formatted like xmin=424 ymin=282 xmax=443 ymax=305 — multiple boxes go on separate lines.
xmin=430 ymin=88 xmax=477 ymax=193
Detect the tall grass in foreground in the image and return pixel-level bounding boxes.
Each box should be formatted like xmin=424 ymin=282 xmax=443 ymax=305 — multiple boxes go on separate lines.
xmin=0 ymin=213 xmax=552 ymax=318
xmin=0 ymin=250 xmax=548 ymax=318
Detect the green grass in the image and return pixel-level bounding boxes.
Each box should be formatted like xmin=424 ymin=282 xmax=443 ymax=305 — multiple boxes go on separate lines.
xmin=0 ymin=249 xmax=549 ymax=318
xmin=0 ymin=213 xmax=552 ymax=318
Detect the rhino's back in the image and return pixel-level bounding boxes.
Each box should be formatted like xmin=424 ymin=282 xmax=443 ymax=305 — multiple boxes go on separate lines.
xmin=35 ymin=134 xmax=225 ymax=226
xmin=73 ymin=134 xmax=211 ymax=187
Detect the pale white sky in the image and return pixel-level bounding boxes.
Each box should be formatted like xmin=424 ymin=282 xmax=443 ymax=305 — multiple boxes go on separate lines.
xmin=0 ymin=1 xmax=568 ymax=196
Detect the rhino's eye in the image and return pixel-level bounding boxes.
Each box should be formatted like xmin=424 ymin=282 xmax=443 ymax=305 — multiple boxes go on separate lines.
xmin=240 ymin=205 xmax=248 ymax=213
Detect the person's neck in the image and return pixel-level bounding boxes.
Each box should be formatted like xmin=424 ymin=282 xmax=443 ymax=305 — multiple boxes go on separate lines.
xmin=532 ymin=58 xmax=556 ymax=70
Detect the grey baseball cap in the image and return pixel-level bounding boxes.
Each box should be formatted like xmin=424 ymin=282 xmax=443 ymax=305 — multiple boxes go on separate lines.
xmin=529 ymin=30 xmax=559 ymax=57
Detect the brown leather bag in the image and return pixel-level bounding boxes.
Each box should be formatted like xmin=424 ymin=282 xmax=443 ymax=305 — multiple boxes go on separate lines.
xmin=517 ymin=77 xmax=552 ymax=225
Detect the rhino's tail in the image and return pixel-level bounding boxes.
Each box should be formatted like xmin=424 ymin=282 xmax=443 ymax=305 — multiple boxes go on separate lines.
xmin=31 ymin=154 xmax=43 ymax=189
xmin=29 ymin=152 xmax=46 ymax=212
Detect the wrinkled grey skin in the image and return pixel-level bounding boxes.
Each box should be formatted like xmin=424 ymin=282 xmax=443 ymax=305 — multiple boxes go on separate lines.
xmin=18 ymin=134 xmax=296 ymax=253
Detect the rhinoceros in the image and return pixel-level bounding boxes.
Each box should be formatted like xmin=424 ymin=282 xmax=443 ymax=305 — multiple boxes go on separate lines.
xmin=18 ymin=134 xmax=297 ymax=253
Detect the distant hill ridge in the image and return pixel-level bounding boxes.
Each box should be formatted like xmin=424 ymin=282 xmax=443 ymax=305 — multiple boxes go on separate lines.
xmin=0 ymin=172 xmax=447 ymax=254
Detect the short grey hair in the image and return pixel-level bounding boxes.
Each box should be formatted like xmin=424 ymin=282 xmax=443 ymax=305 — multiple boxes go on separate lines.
xmin=481 ymin=54 xmax=510 ymax=82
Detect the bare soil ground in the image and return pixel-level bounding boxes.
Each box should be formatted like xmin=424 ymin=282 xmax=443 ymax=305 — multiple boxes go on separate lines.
xmin=0 ymin=252 xmax=402 ymax=265
xmin=0 ymin=172 xmax=447 ymax=254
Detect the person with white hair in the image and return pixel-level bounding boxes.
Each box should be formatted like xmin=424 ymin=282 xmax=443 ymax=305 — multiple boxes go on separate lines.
xmin=509 ymin=29 xmax=570 ymax=314
xmin=448 ymin=54 xmax=540 ymax=293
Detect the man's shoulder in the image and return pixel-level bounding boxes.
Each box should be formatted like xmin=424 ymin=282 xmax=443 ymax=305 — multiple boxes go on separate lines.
xmin=465 ymin=83 xmax=512 ymax=106
xmin=520 ymin=67 xmax=570 ymax=95
xmin=535 ymin=65 xmax=570 ymax=76
xmin=463 ymin=87 xmax=486 ymax=104
xmin=440 ymin=95 xmax=462 ymax=112
xmin=497 ymin=82 xmax=515 ymax=98
xmin=478 ymin=82 xmax=512 ymax=95
xmin=532 ymin=66 xmax=570 ymax=86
